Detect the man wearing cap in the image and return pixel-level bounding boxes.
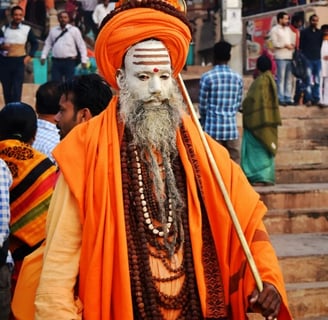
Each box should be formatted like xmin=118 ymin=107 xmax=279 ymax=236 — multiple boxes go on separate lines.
xmin=34 ymin=0 xmax=292 ymax=319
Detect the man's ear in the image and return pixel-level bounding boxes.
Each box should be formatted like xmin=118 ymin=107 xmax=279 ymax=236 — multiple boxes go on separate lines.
xmin=78 ymin=108 xmax=93 ymax=123
xmin=116 ymin=69 xmax=125 ymax=89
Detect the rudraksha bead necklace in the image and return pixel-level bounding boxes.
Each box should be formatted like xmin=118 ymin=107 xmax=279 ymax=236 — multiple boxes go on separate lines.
xmin=121 ymin=129 xmax=202 ymax=319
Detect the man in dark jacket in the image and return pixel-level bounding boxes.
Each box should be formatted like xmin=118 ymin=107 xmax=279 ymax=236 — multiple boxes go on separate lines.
xmin=300 ymin=14 xmax=323 ymax=106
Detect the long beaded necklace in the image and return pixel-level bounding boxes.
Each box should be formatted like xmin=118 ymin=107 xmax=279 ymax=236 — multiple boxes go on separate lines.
xmin=121 ymin=129 xmax=202 ymax=319
xmin=134 ymin=149 xmax=174 ymax=237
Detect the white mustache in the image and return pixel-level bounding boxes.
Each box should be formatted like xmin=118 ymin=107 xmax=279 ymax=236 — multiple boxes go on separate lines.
xmin=142 ymin=96 xmax=163 ymax=103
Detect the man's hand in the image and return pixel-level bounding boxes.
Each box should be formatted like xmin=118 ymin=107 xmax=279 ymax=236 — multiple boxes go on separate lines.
xmin=40 ymin=58 xmax=46 ymax=65
xmin=24 ymin=55 xmax=32 ymax=65
xmin=249 ymin=282 xmax=281 ymax=320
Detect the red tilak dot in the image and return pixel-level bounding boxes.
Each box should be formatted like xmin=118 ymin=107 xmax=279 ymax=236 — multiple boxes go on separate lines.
xmin=153 ymin=67 xmax=159 ymax=72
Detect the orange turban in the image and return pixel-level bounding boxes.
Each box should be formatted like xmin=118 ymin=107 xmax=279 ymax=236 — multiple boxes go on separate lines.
xmin=95 ymin=7 xmax=192 ymax=90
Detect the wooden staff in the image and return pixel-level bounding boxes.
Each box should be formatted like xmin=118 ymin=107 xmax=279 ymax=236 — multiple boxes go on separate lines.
xmin=177 ymin=73 xmax=263 ymax=293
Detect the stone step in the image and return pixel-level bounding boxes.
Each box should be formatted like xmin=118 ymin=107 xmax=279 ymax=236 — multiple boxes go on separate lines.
xmin=278 ymin=105 xmax=328 ymax=119
xmin=279 ymin=255 xmax=328 ymax=283
xmin=276 ymin=165 xmax=328 ymax=184
xmin=286 ymin=281 xmax=328 ymax=320
xmin=254 ymin=183 xmax=328 ymax=211
xmin=270 ymin=233 xmax=328 ymax=319
xmin=237 ymin=105 xmax=328 ymax=184
xmin=275 ymin=150 xmax=328 ymax=167
xmin=278 ymin=139 xmax=328 ymax=151
xmin=271 ymin=233 xmax=328 ymax=282
xmin=279 ymin=118 xmax=328 ymax=143
xmin=264 ymin=208 xmax=328 ymax=234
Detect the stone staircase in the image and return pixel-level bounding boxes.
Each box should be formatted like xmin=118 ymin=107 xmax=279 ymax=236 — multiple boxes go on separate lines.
xmin=253 ymin=106 xmax=328 ymax=320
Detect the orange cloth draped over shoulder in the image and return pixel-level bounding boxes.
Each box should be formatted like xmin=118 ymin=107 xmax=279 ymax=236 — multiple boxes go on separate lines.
xmin=48 ymin=98 xmax=292 ymax=319
xmin=13 ymin=4 xmax=291 ymax=319
xmin=95 ymin=7 xmax=192 ymax=90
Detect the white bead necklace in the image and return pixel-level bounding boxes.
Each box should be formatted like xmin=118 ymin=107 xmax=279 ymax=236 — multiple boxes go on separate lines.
xmin=134 ymin=149 xmax=173 ymax=237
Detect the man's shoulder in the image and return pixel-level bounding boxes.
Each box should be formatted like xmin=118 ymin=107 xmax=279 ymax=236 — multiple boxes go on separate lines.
xmin=49 ymin=25 xmax=61 ymax=32
xmin=270 ymin=24 xmax=280 ymax=32
xmin=37 ymin=119 xmax=59 ymax=131
xmin=301 ymin=26 xmax=311 ymax=35
xmin=20 ymin=22 xmax=31 ymax=29
xmin=225 ymin=66 xmax=243 ymax=81
xmin=0 ymin=158 xmax=11 ymax=180
xmin=95 ymin=3 xmax=103 ymax=9
xmin=201 ymin=68 xmax=216 ymax=78
xmin=67 ymin=25 xmax=81 ymax=34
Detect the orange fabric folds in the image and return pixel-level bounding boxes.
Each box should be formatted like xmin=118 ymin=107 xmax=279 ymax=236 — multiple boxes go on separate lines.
xmin=53 ymin=100 xmax=292 ymax=319
xmin=95 ymin=8 xmax=191 ymax=90
xmin=11 ymin=243 xmax=45 ymax=320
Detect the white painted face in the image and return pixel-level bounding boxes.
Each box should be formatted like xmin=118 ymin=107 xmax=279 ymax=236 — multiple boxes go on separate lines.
xmin=117 ymin=40 xmax=174 ymax=107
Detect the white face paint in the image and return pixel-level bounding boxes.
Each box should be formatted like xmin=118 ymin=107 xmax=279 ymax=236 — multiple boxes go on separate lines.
xmin=118 ymin=40 xmax=174 ymax=107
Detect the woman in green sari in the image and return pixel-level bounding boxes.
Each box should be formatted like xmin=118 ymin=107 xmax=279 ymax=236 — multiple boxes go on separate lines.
xmin=241 ymin=55 xmax=281 ymax=185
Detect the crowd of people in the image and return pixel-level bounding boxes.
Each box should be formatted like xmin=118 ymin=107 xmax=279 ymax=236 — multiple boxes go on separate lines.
xmin=0 ymin=1 xmax=116 ymax=101
xmin=270 ymin=11 xmax=327 ymax=107
xmin=199 ymin=10 xmax=328 ymax=186
xmin=0 ymin=72 xmax=112 ymax=319
xmin=1 ymin=1 xmax=326 ymax=319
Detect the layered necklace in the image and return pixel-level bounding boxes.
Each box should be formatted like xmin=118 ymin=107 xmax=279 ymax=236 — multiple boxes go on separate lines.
xmin=134 ymin=148 xmax=174 ymax=238
xmin=121 ymin=129 xmax=202 ymax=319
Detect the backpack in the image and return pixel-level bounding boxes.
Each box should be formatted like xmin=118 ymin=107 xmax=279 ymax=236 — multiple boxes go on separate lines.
xmin=291 ymin=50 xmax=308 ymax=81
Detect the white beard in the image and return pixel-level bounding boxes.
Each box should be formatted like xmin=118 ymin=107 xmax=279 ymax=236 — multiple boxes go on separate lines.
xmin=119 ymin=79 xmax=185 ymax=154
xmin=119 ymin=81 xmax=186 ymax=251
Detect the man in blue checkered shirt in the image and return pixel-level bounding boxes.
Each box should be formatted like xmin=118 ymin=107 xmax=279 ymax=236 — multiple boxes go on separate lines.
xmin=0 ymin=158 xmax=12 ymax=320
xmin=199 ymin=40 xmax=243 ymax=164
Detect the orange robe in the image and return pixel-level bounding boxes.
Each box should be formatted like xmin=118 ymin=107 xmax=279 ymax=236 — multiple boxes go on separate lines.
xmin=31 ymin=96 xmax=292 ymax=319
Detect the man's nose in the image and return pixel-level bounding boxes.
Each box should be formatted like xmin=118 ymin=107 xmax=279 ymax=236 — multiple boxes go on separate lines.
xmin=149 ymin=76 xmax=161 ymax=94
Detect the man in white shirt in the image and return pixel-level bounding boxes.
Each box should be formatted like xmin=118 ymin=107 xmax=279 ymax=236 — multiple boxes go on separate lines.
xmin=271 ymin=11 xmax=295 ymax=106
xmin=40 ymin=10 xmax=88 ymax=82
xmin=92 ymin=0 xmax=115 ymax=29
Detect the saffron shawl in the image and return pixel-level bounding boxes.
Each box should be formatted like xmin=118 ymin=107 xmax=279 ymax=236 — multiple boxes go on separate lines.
xmin=53 ymin=97 xmax=292 ymax=319
xmin=0 ymin=139 xmax=58 ymax=247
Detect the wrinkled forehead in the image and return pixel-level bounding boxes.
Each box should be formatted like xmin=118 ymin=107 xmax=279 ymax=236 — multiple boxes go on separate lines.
xmin=124 ymin=39 xmax=171 ymax=71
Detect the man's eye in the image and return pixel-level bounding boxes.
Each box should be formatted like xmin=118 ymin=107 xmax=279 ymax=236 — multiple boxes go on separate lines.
xmin=160 ymin=74 xmax=170 ymax=80
xmin=138 ymin=75 xmax=149 ymax=81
